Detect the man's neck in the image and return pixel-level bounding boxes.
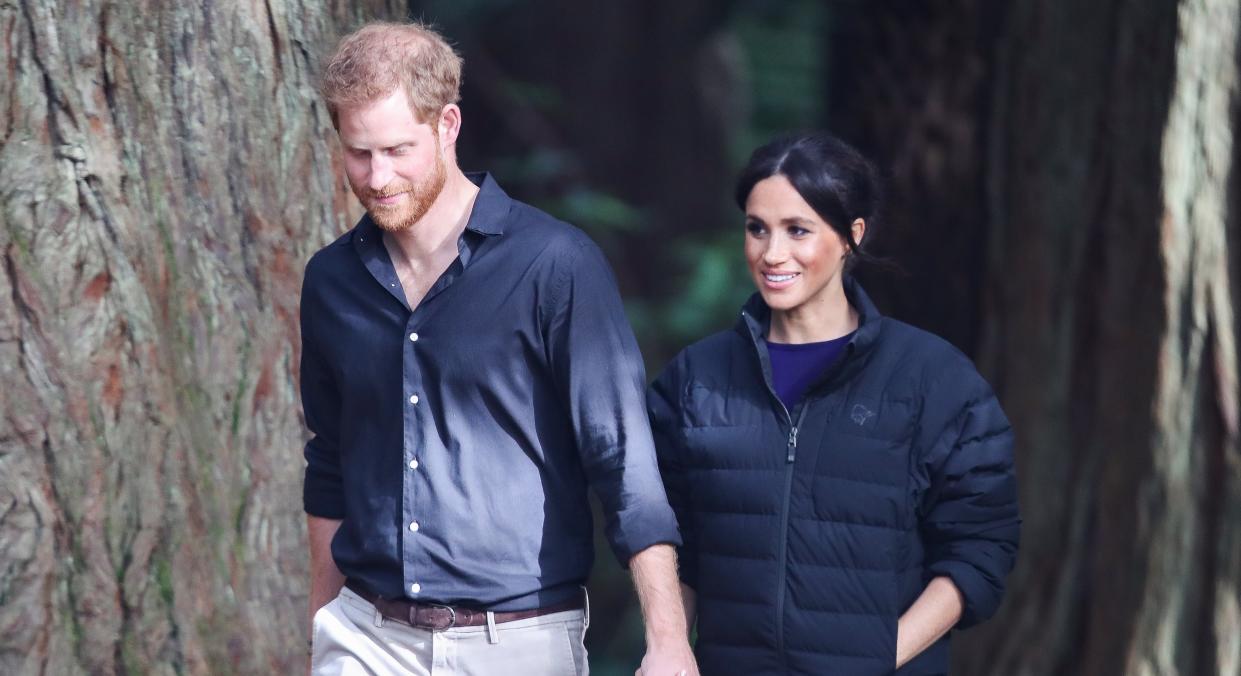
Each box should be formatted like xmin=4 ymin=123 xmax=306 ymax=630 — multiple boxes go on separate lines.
xmin=383 ymin=168 xmax=480 ymax=270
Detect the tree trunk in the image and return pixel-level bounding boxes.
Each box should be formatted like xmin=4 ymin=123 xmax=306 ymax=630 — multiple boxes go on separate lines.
xmin=967 ymin=0 xmax=1240 ymax=673
xmin=829 ymin=1 xmax=1240 ymax=673
xmin=825 ymin=0 xmax=1003 ymax=357
xmin=0 ymin=1 xmax=402 ymax=673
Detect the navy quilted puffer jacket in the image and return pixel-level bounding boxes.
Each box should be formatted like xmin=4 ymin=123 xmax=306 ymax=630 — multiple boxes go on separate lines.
xmin=649 ymin=279 xmax=1020 ymax=675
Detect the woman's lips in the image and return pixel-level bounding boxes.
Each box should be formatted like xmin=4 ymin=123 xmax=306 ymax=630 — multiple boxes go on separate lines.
xmin=761 ymin=271 xmax=799 ymax=290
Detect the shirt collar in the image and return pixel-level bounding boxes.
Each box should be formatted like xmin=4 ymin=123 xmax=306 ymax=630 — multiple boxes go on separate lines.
xmin=349 ymin=172 xmax=512 ymax=309
xmin=462 ymin=172 xmax=509 ymax=236
xmin=351 ymin=171 xmax=510 ymax=245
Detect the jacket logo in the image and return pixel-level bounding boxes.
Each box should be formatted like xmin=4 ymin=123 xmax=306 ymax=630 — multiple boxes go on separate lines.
xmin=850 ymin=404 xmax=875 ymax=426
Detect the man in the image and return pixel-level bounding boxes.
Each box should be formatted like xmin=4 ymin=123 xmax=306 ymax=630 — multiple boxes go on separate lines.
xmin=300 ymin=21 xmax=697 ymax=675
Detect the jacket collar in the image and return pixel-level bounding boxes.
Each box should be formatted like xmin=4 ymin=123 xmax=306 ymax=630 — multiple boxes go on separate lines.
xmin=737 ymin=275 xmax=883 ymax=394
xmin=739 ymin=276 xmax=881 ymax=342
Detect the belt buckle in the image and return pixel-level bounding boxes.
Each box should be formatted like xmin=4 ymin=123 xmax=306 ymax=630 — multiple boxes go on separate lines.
xmin=412 ymin=603 xmax=457 ymax=631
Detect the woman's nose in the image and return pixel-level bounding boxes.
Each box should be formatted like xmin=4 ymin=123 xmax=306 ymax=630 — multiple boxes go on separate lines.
xmin=763 ymin=236 xmax=788 ymax=264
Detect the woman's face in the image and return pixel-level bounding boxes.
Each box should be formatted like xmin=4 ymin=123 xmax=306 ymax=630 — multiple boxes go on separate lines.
xmin=743 ymin=174 xmax=861 ymax=314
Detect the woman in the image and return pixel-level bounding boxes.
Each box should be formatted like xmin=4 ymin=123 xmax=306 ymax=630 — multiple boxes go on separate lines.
xmin=649 ymin=133 xmax=1019 ymax=675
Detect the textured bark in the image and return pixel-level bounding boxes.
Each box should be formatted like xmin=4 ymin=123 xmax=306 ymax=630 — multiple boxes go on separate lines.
xmin=969 ymin=0 xmax=1240 ymax=673
xmin=829 ymin=1 xmax=1240 ymax=673
xmin=0 ymin=1 xmax=402 ymax=673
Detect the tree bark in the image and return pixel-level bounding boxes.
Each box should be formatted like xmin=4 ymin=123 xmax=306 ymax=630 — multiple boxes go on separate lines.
xmin=0 ymin=1 xmax=402 ymax=673
xmin=970 ymin=0 xmax=1238 ymax=673
xmin=825 ymin=0 xmax=1003 ymax=357
xmin=829 ymin=1 xmax=1240 ymax=673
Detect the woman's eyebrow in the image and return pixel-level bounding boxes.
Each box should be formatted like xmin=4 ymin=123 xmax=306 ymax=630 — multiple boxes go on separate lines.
xmin=779 ymin=216 xmax=816 ymax=227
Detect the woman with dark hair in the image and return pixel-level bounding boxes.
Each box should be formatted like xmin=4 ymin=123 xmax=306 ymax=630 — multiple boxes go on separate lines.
xmin=648 ymin=133 xmax=1019 ymax=675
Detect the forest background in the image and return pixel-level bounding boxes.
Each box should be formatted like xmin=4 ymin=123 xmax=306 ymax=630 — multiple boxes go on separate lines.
xmin=2 ymin=0 xmax=1240 ymax=674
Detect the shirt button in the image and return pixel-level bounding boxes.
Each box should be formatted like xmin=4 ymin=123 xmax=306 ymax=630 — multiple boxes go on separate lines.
xmin=409 ymin=332 xmax=419 ymax=342
xmin=410 ymin=583 xmax=421 ymax=594
xmin=409 ymin=394 xmax=419 ymax=405
xmin=409 ymin=521 xmax=419 ymax=532
xmin=408 ymin=459 xmax=419 ymax=470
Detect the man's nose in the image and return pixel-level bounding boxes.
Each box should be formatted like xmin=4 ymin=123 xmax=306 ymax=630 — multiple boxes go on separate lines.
xmin=368 ymin=155 xmax=393 ymax=191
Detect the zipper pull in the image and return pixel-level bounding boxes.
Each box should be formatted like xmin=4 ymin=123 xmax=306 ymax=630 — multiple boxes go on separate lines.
xmin=786 ymin=426 xmax=799 ymax=463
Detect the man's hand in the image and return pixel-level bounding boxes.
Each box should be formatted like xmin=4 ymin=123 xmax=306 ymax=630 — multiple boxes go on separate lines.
xmin=629 ymin=544 xmax=699 ymax=676
xmin=307 ymin=516 xmax=345 ymax=676
xmin=636 ymin=641 xmax=696 ymax=676
xmin=308 ymin=516 xmax=346 ymax=630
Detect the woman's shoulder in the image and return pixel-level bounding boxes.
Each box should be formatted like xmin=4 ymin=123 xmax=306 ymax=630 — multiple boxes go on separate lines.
xmin=873 ymin=317 xmax=965 ymax=360
xmin=654 ymin=329 xmax=746 ymax=381
xmin=869 ymin=317 xmax=989 ymax=393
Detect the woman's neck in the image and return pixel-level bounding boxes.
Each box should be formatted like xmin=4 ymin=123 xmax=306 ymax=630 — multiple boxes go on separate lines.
xmin=767 ymin=285 xmax=857 ymax=344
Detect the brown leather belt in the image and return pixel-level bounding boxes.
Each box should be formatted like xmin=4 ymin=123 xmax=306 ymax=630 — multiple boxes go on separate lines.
xmin=345 ymin=580 xmax=583 ymax=631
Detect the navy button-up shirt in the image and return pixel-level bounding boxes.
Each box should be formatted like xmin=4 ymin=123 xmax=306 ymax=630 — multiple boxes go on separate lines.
xmin=300 ymin=173 xmax=680 ymax=611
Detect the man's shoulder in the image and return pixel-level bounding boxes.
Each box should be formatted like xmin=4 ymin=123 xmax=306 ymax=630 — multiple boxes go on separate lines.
xmin=506 ymin=200 xmax=593 ymax=247
xmin=303 ymin=223 xmax=361 ymax=283
xmin=500 ymin=199 xmax=604 ymax=269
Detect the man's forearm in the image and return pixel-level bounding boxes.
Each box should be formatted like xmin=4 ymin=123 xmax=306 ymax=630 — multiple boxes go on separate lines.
xmin=308 ymin=515 xmax=346 ymax=629
xmin=895 ymin=576 xmax=963 ymax=668
xmin=630 ymin=544 xmax=698 ymax=675
xmin=680 ymin=583 xmax=697 ymax=638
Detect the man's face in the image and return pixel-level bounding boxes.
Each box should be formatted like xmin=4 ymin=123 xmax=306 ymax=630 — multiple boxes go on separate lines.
xmin=338 ymin=91 xmax=447 ymax=232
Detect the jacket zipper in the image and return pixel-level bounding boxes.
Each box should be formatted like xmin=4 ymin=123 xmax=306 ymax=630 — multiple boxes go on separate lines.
xmin=773 ymin=403 xmax=808 ymax=661
xmin=740 ymin=309 xmax=823 ymax=662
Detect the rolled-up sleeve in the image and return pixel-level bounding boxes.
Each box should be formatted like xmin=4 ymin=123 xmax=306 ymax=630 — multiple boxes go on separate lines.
xmin=300 ymin=259 xmax=346 ymax=519
xmin=544 ymin=233 xmax=681 ymax=565
xmin=648 ymin=361 xmax=698 ymax=588
xmin=918 ymin=357 xmax=1020 ymax=628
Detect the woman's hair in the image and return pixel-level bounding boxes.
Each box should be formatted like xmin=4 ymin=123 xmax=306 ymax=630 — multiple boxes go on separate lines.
xmin=735 ymin=132 xmax=883 ymax=266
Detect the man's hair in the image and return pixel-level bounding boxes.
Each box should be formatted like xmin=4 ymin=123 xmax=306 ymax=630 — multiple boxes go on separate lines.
xmin=321 ymin=21 xmax=462 ymax=128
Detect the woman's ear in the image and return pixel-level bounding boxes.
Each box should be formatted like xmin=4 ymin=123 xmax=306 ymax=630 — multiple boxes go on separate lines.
xmin=851 ymin=218 xmax=867 ymax=248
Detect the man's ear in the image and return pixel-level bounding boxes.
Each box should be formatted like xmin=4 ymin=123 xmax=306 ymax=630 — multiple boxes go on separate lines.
xmin=438 ymin=104 xmax=462 ymax=147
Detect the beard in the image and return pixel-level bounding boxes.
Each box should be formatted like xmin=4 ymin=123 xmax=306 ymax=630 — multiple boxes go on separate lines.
xmin=352 ymin=147 xmax=448 ymax=233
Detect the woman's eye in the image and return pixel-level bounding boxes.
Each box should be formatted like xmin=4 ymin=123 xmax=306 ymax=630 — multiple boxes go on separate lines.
xmin=789 ymin=226 xmax=809 ymax=237
xmin=745 ymin=222 xmax=765 ymax=235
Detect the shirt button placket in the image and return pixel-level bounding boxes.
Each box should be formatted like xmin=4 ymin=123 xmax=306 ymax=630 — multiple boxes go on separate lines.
xmin=404 ymin=322 xmax=423 ymax=600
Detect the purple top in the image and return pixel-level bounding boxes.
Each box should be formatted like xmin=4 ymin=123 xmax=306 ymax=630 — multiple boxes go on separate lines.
xmin=767 ymin=332 xmax=854 ymax=412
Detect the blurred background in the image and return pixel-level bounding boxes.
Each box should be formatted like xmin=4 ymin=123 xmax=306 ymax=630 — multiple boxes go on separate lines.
xmin=2 ymin=0 xmax=1239 ymax=674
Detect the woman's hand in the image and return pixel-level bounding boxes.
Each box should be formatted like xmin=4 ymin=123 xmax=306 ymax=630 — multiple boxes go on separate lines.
xmin=895 ymin=576 xmax=964 ymax=669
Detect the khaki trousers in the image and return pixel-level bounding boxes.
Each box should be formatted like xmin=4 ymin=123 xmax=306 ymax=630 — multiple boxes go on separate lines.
xmin=311 ymin=586 xmax=590 ymax=675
